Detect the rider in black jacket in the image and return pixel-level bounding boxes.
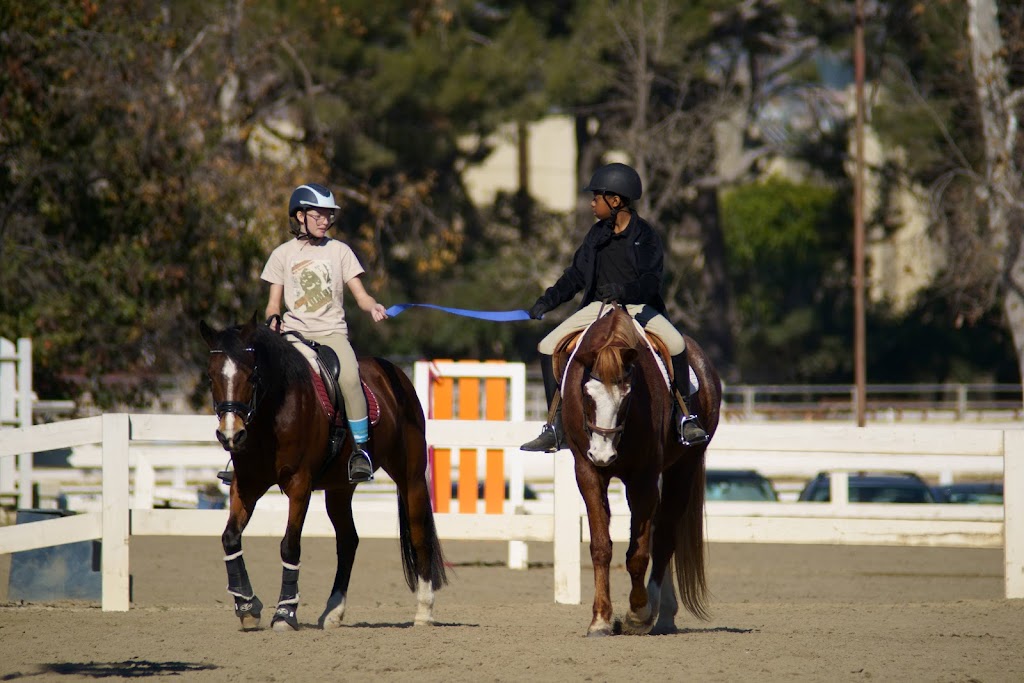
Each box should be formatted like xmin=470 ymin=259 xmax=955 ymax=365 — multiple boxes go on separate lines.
xmin=520 ymin=162 xmax=709 ymax=452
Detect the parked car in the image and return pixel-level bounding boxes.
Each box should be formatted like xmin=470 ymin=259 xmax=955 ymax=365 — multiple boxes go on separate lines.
xmin=798 ymin=472 xmax=937 ymax=503
xmin=931 ymin=482 xmax=1003 ymax=505
xmin=705 ymin=469 xmax=779 ymax=502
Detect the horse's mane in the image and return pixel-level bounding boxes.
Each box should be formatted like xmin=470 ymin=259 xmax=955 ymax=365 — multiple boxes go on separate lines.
xmin=590 ymin=308 xmax=644 ymax=387
xmin=218 ymin=323 xmax=311 ymax=398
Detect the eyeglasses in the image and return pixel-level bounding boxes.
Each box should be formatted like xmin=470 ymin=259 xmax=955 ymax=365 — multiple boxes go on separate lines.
xmin=304 ymin=210 xmax=335 ymax=225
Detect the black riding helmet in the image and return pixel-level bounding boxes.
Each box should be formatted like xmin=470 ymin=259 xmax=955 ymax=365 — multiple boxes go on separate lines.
xmin=583 ymin=163 xmax=642 ymax=201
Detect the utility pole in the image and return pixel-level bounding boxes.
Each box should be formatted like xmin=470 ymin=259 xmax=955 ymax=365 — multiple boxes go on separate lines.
xmin=853 ymin=0 xmax=867 ymax=427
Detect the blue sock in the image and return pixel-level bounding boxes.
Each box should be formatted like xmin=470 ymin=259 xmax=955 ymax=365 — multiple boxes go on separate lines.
xmin=349 ymin=417 xmax=369 ymax=444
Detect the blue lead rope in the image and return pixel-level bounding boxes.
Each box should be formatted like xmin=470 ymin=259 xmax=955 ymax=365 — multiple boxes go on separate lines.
xmin=384 ymin=303 xmax=531 ymax=322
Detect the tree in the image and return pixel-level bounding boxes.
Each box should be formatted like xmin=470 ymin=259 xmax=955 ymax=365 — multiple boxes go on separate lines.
xmin=966 ymin=0 xmax=1024 ymax=386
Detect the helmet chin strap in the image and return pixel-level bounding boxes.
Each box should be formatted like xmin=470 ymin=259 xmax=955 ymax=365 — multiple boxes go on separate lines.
xmin=599 ymin=194 xmax=629 ymax=226
xmin=295 ymin=213 xmax=329 ymax=243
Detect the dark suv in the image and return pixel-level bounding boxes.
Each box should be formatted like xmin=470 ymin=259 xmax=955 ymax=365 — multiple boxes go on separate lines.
xmin=798 ymin=472 xmax=936 ymax=503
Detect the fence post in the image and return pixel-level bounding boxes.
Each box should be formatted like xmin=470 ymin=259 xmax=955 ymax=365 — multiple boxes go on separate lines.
xmin=553 ymin=451 xmax=580 ymax=604
xmin=1004 ymin=429 xmax=1024 ymax=599
xmin=16 ymin=338 xmax=33 ymax=509
xmin=101 ymin=413 xmax=131 ymax=611
xmin=0 ymin=337 xmax=16 ymax=497
xmin=956 ymin=384 xmax=968 ymax=420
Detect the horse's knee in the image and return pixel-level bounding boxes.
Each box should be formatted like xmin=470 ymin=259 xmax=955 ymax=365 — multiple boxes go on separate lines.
xmin=589 ymin=540 xmax=612 ymax=567
xmin=222 ymin=527 xmax=242 ymax=552
xmin=626 ymin=551 xmax=650 ymax=577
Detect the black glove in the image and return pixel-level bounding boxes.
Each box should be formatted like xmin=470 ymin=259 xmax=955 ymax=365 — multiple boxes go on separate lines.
xmin=528 ymin=301 xmax=548 ymax=320
xmin=595 ymin=283 xmax=625 ymax=302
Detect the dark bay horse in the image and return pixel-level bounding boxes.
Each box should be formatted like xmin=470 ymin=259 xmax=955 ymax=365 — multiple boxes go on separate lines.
xmin=199 ymin=314 xmax=447 ymax=631
xmin=559 ymin=305 xmax=721 ymax=636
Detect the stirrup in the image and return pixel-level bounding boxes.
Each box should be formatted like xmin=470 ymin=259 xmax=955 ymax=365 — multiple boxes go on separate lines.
xmin=217 ymin=469 xmax=234 ymax=485
xmin=348 ymin=447 xmax=374 ymax=483
xmin=679 ymin=414 xmax=710 ymax=447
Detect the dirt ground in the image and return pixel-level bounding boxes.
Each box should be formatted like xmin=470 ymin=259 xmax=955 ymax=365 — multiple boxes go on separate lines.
xmin=0 ymin=536 xmax=1021 ymax=682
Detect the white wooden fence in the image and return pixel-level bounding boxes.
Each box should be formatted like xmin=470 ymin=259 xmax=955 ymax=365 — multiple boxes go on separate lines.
xmin=0 ymin=337 xmax=33 ymax=507
xmin=0 ymin=415 xmax=1022 ymax=612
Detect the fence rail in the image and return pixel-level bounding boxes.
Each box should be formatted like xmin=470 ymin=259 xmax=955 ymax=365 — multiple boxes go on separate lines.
xmin=526 ymin=379 xmax=1024 ymax=422
xmin=1 ymin=415 xmax=1023 ymax=612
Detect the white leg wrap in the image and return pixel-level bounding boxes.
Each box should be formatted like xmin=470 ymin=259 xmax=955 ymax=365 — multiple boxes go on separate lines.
xmin=414 ymin=577 xmax=435 ymax=626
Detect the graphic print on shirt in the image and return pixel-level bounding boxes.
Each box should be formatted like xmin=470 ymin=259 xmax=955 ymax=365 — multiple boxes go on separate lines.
xmin=290 ymin=259 xmax=333 ymax=313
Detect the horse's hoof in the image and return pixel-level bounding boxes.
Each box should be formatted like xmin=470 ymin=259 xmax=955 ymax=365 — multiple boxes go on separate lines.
xmin=271 ymin=606 xmax=299 ymax=632
xmin=414 ymin=615 xmax=435 ymax=627
xmin=318 ymin=592 xmax=347 ymax=629
xmin=235 ymin=596 xmax=263 ymax=631
xmin=586 ymin=618 xmax=616 ymax=637
xmin=650 ymin=622 xmax=678 ymax=636
xmin=621 ymin=607 xmax=655 ymax=635
xmin=621 ymin=618 xmax=655 ymax=635
xmin=238 ymin=614 xmax=261 ymax=631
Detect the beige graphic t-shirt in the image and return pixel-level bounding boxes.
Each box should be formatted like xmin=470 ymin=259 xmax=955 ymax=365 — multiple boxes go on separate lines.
xmin=260 ymin=238 xmax=365 ymax=336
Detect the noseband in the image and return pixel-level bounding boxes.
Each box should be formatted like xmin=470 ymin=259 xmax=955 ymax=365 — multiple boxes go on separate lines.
xmin=210 ymin=347 xmax=261 ymax=426
xmin=584 ymin=366 xmax=634 ymax=442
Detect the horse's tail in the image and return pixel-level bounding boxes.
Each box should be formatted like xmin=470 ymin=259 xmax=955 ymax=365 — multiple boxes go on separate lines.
xmin=672 ymin=452 xmax=710 ymax=620
xmin=397 ymin=493 xmax=449 ymax=591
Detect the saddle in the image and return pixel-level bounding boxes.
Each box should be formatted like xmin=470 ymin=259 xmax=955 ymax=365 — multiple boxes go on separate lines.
xmin=280 ymin=330 xmax=380 ymax=427
xmin=553 ymin=327 xmax=674 ymax=388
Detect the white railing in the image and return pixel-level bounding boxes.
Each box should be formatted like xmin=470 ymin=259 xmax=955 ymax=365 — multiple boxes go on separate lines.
xmin=0 ymin=337 xmax=33 ymax=507
xmin=1 ymin=415 xmax=1022 ymax=612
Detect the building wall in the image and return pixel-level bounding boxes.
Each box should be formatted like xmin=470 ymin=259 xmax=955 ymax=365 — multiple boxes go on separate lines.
xmin=461 ymin=115 xmax=577 ymax=213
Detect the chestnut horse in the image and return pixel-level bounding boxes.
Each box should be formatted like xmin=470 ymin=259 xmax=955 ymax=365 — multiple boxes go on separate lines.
xmin=200 ymin=314 xmax=446 ymax=631
xmin=559 ymin=305 xmax=721 ymax=636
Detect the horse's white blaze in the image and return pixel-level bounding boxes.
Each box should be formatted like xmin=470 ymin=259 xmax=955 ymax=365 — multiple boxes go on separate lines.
xmin=414 ymin=577 xmax=435 ymax=625
xmin=218 ymin=357 xmax=241 ymax=437
xmin=584 ymin=378 xmax=628 ymax=466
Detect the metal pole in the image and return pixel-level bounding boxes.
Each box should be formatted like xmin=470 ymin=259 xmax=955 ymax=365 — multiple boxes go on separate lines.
xmin=853 ymin=0 xmax=867 ymax=427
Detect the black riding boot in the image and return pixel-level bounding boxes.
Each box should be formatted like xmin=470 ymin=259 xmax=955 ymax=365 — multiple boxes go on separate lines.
xmin=520 ymin=354 xmax=564 ymax=452
xmin=348 ymin=443 xmax=373 ymax=483
xmin=671 ymin=350 xmax=709 ymax=446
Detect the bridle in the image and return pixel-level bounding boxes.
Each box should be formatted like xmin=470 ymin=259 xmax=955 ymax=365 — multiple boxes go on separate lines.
xmin=210 ymin=346 xmax=261 ymax=426
xmin=584 ymin=365 xmax=634 ymax=444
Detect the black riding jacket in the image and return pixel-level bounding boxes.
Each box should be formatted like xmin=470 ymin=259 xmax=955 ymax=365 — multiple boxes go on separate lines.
xmin=534 ymin=210 xmax=667 ymax=315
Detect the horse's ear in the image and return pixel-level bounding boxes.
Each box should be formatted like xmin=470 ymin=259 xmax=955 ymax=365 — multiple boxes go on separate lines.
xmin=240 ymin=312 xmax=259 ymax=337
xmin=199 ymin=320 xmax=215 ymax=348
